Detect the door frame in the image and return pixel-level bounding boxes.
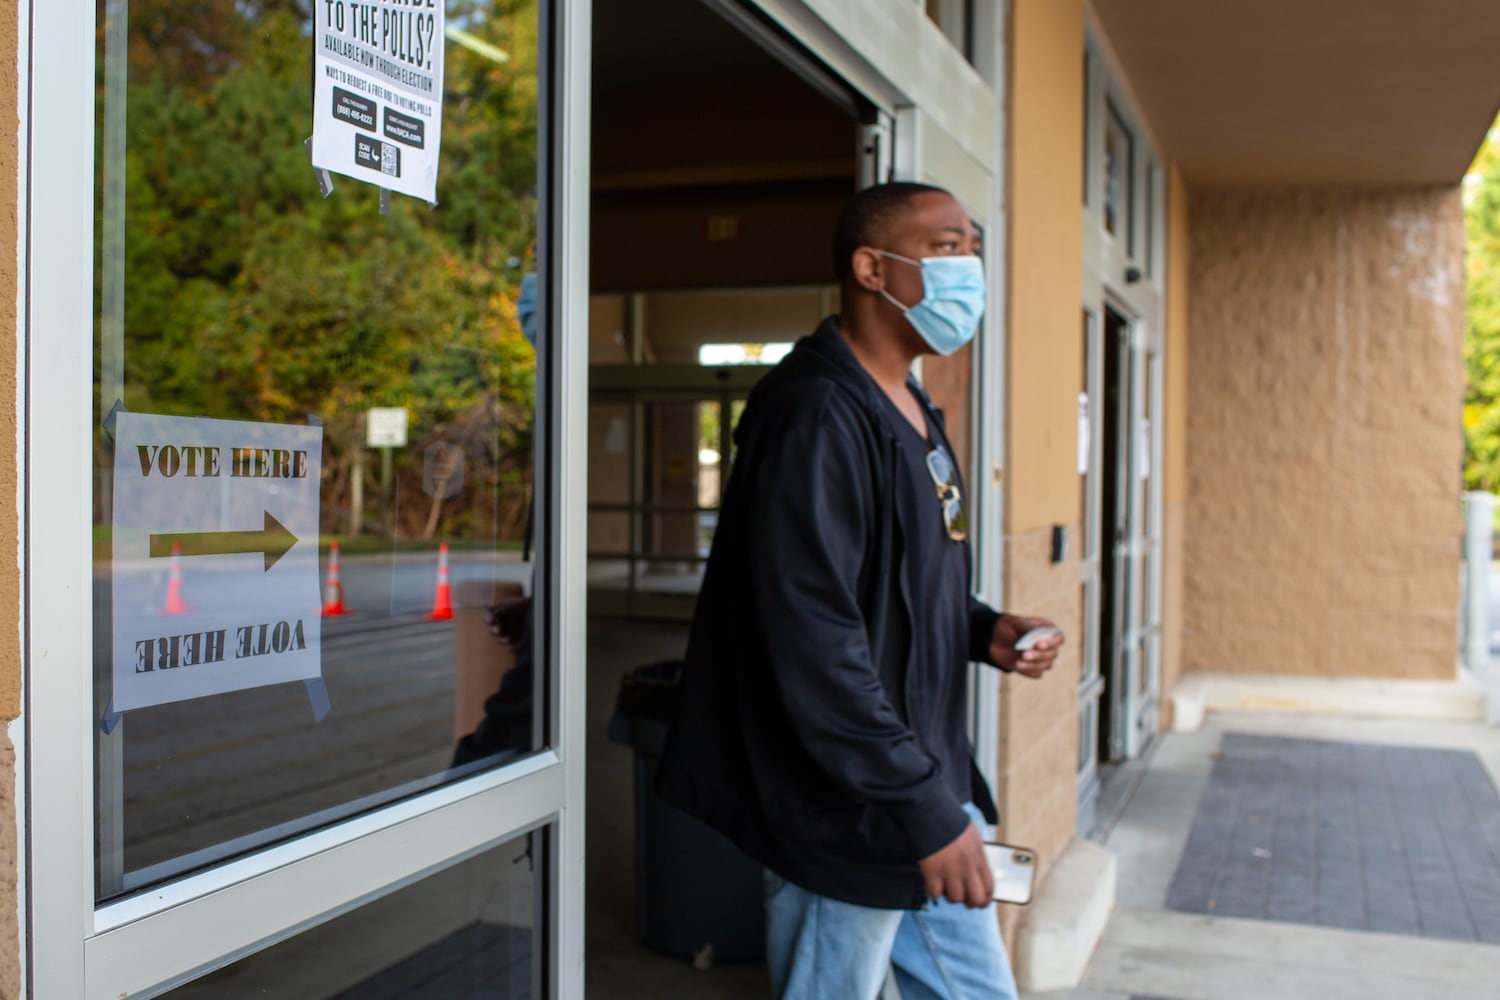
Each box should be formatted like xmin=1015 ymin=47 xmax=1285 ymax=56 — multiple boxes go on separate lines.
xmin=717 ymin=0 xmax=1006 ymax=806
xmin=900 ymin=149 xmax=1006 ymax=810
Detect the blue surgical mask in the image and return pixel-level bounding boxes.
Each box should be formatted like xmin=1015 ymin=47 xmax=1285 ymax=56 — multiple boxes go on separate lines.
xmin=876 ymin=252 xmax=985 ymax=355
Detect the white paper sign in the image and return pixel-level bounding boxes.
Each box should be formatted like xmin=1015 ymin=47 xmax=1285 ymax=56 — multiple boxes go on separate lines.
xmin=1139 ymin=418 xmax=1152 ymax=480
xmin=111 ymin=413 xmax=324 ymax=713
xmin=367 ymin=406 xmax=409 ymax=447
xmin=312 ymin=0 xmax=445 ymax=203
xmin=1077 ymin=392 xmax=1091 ymax=475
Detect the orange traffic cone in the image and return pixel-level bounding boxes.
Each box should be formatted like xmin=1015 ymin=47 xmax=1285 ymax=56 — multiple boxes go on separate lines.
xmin=161 ymin=542 xmax=191 ymax=615
xmin=428 ymin=542 xmax=453 ymax=621
xmin=322 ymin=542 xmax=348 ymax=617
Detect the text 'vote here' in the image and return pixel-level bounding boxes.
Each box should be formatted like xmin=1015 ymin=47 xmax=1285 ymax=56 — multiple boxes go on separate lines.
xmin=136 ymin=445 xmax=310 ymax=479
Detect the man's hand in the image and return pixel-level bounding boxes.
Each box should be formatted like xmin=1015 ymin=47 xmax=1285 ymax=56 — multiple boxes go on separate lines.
xmin=485 ymin=596 xmax=531 ymax=646
xmin=989 ymin=614 xmax=1063 ymax=678
xmin=919 ymin=821 xmax=993 ymax=908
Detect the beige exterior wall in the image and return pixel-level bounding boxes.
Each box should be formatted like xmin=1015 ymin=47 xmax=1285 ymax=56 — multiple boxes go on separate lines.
xmin=2 ymin=0 xmax=20 ymax=992
xmin=1160 ymin=165 xmax=1189 ymax=723
xmin=994 ymin=526 xmax=1083 ymax=945
xmin=997 ymin=0 xmax=1084 ymax=910
xmin=1006 ymin=0 xmax=1084 ymax=537
xmin=1184 ymin=188 xmax=1464 ymax=679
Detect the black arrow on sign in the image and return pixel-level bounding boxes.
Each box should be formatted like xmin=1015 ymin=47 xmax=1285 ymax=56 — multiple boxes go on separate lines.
xmin=150 ymin=511 xmax=298 ymax=572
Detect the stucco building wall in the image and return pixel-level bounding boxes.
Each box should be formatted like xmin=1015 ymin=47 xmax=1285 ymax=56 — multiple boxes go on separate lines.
xmin=1184 ymin=188 xmax=1464 ymax=680
xmin=1006 ymin=0 xmax=1084 ymax=538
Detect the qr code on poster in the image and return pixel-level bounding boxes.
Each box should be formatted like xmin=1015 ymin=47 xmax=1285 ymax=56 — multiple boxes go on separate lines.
xmin=381 ymin=143 xmax=400 ymax=177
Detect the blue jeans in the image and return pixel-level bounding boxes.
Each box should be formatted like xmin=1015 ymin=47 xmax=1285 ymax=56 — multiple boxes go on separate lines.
xmin=763 ymin=804 xmax=1019 ymax=1000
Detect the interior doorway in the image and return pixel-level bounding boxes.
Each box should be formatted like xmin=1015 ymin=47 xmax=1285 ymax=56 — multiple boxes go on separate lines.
xmin=585 ymin=1 xmax=866 ymax=995
xmin=1097 ymin=305 xmax=1129 ymax=765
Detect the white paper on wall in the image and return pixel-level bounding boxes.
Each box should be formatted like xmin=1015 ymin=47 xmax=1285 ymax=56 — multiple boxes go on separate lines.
xmin=1077 ymin=392 xmax=1091 ymax=475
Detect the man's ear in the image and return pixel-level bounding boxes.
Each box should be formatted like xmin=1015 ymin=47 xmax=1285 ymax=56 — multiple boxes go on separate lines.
xmin=849 ymin=247 xmax=887 ymax=293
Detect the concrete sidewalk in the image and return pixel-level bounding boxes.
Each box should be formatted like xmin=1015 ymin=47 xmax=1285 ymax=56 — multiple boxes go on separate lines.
xmin=1027 ymin=712 xmax=1500 ymax=1000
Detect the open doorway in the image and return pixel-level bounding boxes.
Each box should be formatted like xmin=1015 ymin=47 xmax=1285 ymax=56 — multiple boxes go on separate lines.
xmin=584 ymin=2 xmax=867 ymax=995
xmin=1097 ymin=305 xmax=1129 ymax=766
xmin=586 ymin=0 xmax=870 ymax=623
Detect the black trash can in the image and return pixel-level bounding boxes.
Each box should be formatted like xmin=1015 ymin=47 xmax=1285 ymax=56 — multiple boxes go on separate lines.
xmin=607 ymin=661 xmax=766 ymax=963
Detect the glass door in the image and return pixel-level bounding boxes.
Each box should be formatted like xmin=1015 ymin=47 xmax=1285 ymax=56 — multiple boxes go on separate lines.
xmin=1127 ymin=346 xmax=1165 ymax=755
xmin=27 ymin=0 xmax=590 ymax=994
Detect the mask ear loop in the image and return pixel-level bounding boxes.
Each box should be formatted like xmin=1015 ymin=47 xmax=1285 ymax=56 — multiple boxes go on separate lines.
xmin=872 ymin=250 xmax=921 ymax=314
xmin=875 ymin=249 xmax=921 ymax=267
xmin=877 ymin=288 xmax=912 ymax=315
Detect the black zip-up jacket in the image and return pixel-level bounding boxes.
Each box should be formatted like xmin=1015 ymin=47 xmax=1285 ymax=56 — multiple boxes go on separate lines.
xmin=654 ymin=318 xmax=1004 ymax=910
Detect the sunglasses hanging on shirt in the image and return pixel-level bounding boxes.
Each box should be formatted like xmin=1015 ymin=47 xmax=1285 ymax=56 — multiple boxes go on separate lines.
xmin=924 ymin=444 xmax=967 ymax=542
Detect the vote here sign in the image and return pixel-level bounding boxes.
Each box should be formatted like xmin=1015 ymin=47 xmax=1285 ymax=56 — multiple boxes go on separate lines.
xmin=312 ymin=0 xmax=445 ymax=203
xmin=111 ymin=413 xmax=324 ymax=713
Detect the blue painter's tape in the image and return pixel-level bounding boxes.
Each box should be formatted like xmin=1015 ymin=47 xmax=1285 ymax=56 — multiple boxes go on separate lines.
xmin=100 ymin=696 xmax=122 ymax=735
xmin=102 ymin=398 xmax=126 ymax=441
xmin=305 ymin=678 xmax=331 ymax=723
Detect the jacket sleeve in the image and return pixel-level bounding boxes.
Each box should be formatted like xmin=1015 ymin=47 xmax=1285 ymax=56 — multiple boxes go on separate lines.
xmin=744 ymin=412 xmax=970 ymax=860
xmin=967 ymin=597 xmax=1006 ymax=669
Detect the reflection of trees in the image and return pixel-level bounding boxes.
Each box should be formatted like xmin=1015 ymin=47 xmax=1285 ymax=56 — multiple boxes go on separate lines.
xmin=96 ymin=0 xmax=540 ymax=542
xmin=1467 ymin=118 xmax=1500 ymax=492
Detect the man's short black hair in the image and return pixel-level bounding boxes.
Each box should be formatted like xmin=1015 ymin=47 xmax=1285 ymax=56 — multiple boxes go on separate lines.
xmin=831 ymin=182 xmax=949 ymax=284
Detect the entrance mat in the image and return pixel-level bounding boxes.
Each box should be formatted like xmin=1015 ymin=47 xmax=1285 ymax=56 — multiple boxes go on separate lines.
xmin=1165 ymin=733 xmax=1500 ymax=943
xmin=332 ymin=921 xmax=532 ymax=999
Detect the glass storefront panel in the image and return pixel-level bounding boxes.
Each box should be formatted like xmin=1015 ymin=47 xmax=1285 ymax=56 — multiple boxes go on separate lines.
xmin=91 ymin=0 xmax=547 ymax=901
xmin=1103 ymin=102 xmax=1133 ymax=245
xmin=1135 ymin=360 xmax=1153 ymax=637
xmin=168 ymin=828 xmax=543 ymax=998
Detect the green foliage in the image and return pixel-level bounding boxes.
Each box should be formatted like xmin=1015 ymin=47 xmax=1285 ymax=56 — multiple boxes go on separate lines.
xmin=97 ymin=1 xmax=539 ymax=540
xmin=1465 ymin=119 xmax=1500 ymax=491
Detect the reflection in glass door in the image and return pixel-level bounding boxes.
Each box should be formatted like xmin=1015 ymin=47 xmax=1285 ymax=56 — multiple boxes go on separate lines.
xmin=166 ymin=829 xmax=543 ymax=997
xmin=91 ymin=0 xmax=548 ymax=904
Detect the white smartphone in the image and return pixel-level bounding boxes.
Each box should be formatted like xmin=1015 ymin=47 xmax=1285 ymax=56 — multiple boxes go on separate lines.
xmin=1013 ymin=625 xmax=1063 ymax=652
xmin=983 ymin=842 xmax=1037 ymax=905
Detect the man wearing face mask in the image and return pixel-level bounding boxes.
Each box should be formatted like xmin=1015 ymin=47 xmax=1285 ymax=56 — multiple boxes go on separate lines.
xmin=656 ymin=183 xmax=1063 ymax=999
